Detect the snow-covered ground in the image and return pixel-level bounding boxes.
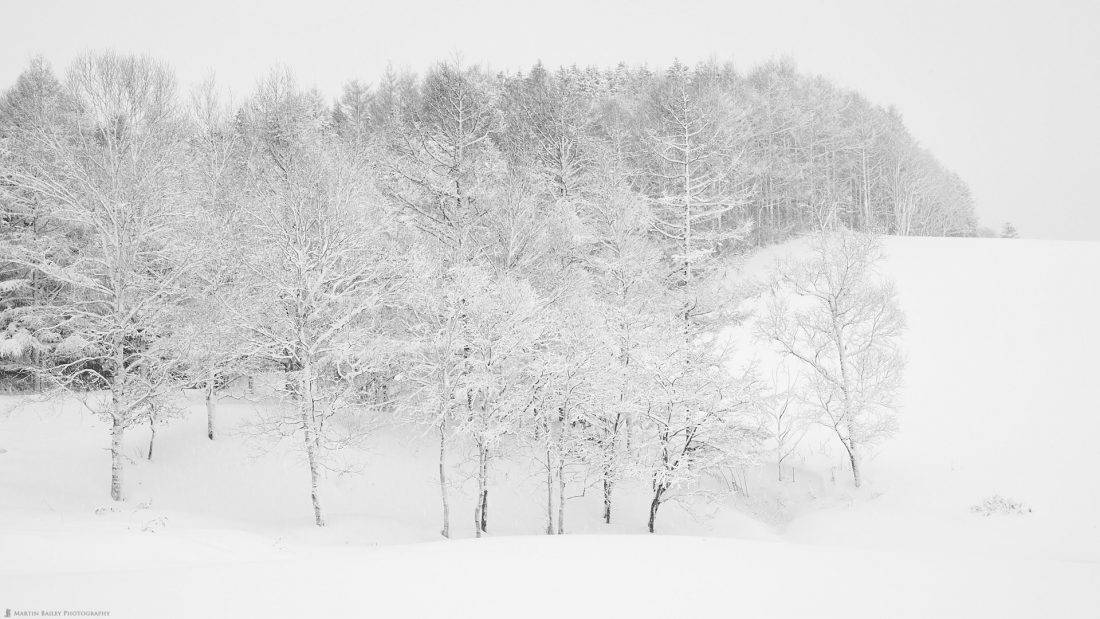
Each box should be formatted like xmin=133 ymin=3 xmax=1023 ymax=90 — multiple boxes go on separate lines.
xmin=2 ymin=237 xmax=1098 ymax=617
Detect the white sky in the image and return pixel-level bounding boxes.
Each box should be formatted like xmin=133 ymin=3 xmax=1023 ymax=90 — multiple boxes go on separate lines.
xmin=3 ymin=0 xmax=1099 ymax=240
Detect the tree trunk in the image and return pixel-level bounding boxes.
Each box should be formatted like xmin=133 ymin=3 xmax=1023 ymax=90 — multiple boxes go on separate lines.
xmin=831 ymin=299 xmax=860 ymax=490
xmin=647 ymin=486 xmax=665 ymax=534
xmin=473 ymin=498 xmax=481 ymax=539
xmin=29 ymin=267 xmax=43 ymax=393
xmin=777 ymin=417 xmax=785 ymax=481
xmin=474 ymin=440 xmax=488 ymax=537
xmin=205 ymin=367 xmax=216 ymax=440
xmin=110 ymin=329 xmax=127 ymax=502
xmin=480 ymin=489 xmax=488 ymax=533
xmin=545 ymin=446 xmax=554 ymax=535
xmin=300 ymin=361 xmax=324 ymax=527
xmin=110 ymin=421 xmax=124 ymax=501
xmin=438 ymin=418 xmax=451 ymax=539
xmin=602 ymin=408 xmax=622 ymax=525
xmin=303 ymin=419 xmax=324 ymax=527
xmin=31 ymin=349 xmax=43 ymax=393
xmin=480 ymin=452 xmax=489 ymax=533
xmin=602 ymin=475 xmax=613 ymax=524
xmin=556 ymin=461 xmax=566 ymax=535
xmin=147 ymin=417 xmax=156 ymax=461
xmin=847 ymin=441 xmax=861 ymax=488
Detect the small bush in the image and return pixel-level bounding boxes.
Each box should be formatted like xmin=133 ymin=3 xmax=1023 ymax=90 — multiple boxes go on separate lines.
xmin=971 ymin=494 xmax=1032 ymax=516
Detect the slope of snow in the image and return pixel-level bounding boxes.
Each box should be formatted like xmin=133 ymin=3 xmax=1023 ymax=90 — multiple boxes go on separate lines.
xmin=3 ymin=536 xmax=1097 ymax=619
xmin=1 ymin=237 xmax=1098 ymax=617
xmin=782 ymin=238 xmax=1100 ymax=562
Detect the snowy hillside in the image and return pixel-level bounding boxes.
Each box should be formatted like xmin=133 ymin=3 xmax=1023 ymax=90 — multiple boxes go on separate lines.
xmin=785 ymin=237 xmax=1100 ymax=562
xmin=2 ymin=237 xmax=1098 ymax=617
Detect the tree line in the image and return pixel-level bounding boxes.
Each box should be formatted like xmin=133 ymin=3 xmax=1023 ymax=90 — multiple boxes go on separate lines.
xmin=1 ymin=52 xmax=910 ymax=534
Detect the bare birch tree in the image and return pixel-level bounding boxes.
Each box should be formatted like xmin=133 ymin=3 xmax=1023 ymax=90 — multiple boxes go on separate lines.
xmin=757 ymin=231 xmax=905 ymax=487
xmin=762 ymin=365 xmax=810 ymax=482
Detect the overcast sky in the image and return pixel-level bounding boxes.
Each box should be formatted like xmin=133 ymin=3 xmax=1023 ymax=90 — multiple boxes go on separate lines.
xmin=3 ymin=0 xmax=1098 ymax=240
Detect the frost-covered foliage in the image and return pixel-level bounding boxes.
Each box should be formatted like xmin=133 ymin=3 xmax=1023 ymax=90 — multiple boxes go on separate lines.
xmin=0 ymin=52 xmax=920 ymax=531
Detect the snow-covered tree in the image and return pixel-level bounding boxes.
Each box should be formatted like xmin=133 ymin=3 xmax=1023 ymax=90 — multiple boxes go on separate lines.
xmin=757 ymin=231 xmax=905 ymax=487
xmin=383 ymin=60 xmax=501 ymax=252
xmin=574 ymin=163 xmax=664 ymax=523
xmin=0 ymin=56 xmax=75 ymax=391
xmin=174 ymin=295 xmax=253 ymax=441
xmin=638 ymin=61 xmax=752 ymax=290
xmin=0 ymin=53 xmax=961 ymax=533
xmin=521 ymin=286 xmax=615 ymax=535
xmin=1 ymin=52 xmax=196 ymax=501
xmin=383 ymin=62 xmax=512 ymax=538
xmin=332 ymin=79 xmax=375 ymax=143
xmin=229 ymin=70 xmax=406 ymax=526
xmin=454 ymin=270 xmax=544 ymax=537
xmin=639 ymin=318 xmax=759 ymax=533
xmin=399 ymin=253 xmax=489 ymax=539
xmin=500 ymin=65 xmax=599 ymax=199
xmin=182 ymin=75 xmax=251 ymax=440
